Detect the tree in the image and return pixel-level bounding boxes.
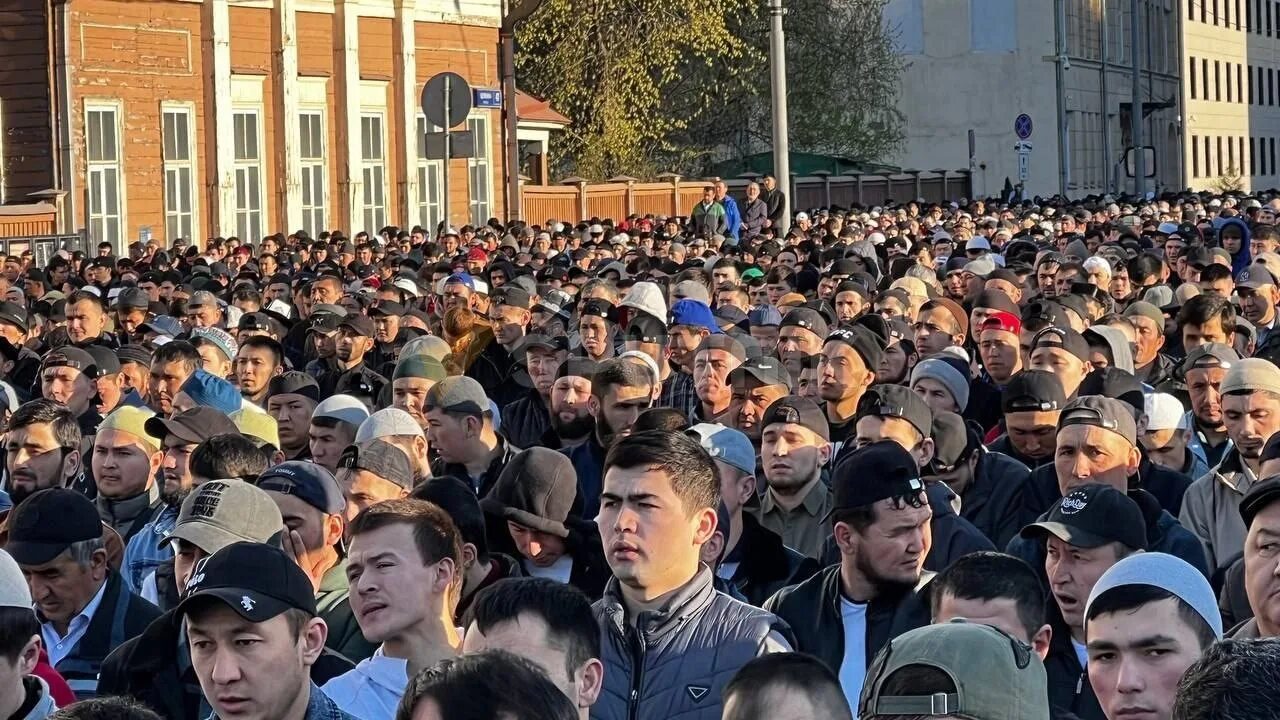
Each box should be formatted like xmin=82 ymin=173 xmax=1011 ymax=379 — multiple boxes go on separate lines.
xmin=515 ymin=0 xmax=765 ymax=180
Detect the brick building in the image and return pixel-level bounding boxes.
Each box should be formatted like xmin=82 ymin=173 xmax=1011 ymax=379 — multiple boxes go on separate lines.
xmin=0 ymin=0 xmax=546 ymax=249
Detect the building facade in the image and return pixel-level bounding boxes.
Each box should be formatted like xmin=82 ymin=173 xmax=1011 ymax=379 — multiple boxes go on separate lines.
xmin=889 ymin=0 xmax=1182 ymax=199
xmin=1182 ymin=0 xmax=1280 ymax=191
xmin=0 ymin=0 xmax=514 ymax=249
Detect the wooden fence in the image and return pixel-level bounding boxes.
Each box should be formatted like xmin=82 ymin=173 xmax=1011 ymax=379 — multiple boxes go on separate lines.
xmin=0 ymin=204 xmax=58 ymax=238
xmin=519 ymin=170 xmax=973 ymax=221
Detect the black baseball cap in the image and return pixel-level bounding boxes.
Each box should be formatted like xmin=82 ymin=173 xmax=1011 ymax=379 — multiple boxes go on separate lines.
xmin=265 ymin=372 xmax=320 ymax=403
xmin=626 ymin=314 xmax=667 ymax=345
xmin=339 ymin=440 xmax=414 ymax=488
xmin=1058 ymin=396 xmax=1138 ymax=447
xmin=1030 ymin=326 xmax=1090 ymax=363
xmin=492 ymin=287 xmax=532 ymax=310
xmin=1002 ymin=369 xmax=1067 ymax=413
xmin=825 ymin=325 xmax=886 ymax=370
xmin=177 ymin=542 xmax=318 ymax=622
xmin=0 ymin=302 xmax=28 ymax=332
xmin=116 ymin=287 xmax=151 ymax=310
xmin=1241 ymin=475 xmax=1280 ymax=526
xmin=6 ymin=488 xmax=103 ymax=565
xmin=1020 ymin=483 xmax=1148 ymax=550
xmin=369 ymin=301 xmax=407 ymax=317
xmin=39 ymin=347 xmax=98 ymax=378
xmin=145 ymin=406 xmax=239 ymax=445
xmin=255 ymin=461 xmax=346 ymax=515
xmin=728 ymin=356 xmax=792 ymax=391
xmin=832 ymin=440 xmax=926 ymax=511
xmin=780 ymin=307 xmax=829 ymax=338
xmin=339 ymin=314 xmax=376 ymax=338
xmin=856 ymin=384 xmax=933 ymax=439
xmin=760 ymin=396 xmax=829 ymax=441
xmin=84 ymin=344 xmax=122 ymax=376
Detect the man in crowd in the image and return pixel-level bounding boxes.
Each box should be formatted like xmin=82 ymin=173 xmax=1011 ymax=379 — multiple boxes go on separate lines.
xmin=308 ymin=395 xmax=369 ymax=474
xmin=425 ymin=376 xmax=513 ymax=496
xmin=90 ymin=406 xmax=163 ymax=545
xmin=266 ymin=373 xmax=321 ymax=461
xmin=755 ymin=396 xmax=833 ymax=560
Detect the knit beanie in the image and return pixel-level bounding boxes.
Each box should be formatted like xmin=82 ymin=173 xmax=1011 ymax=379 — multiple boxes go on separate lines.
xmin=910 ymin=356 xmax=971 ymax=412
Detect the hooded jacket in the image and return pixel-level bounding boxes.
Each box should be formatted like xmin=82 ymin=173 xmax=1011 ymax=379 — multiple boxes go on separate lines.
xmin=620 ymin=282 xmax=668 ymax=324
xmin=1084 ymin=326 xmax=1134 ymax=374
xmin=1219 ymin=217 xmax=1253 ymax=275
xmin=960 ymin=448 xmax=1033 ymax=549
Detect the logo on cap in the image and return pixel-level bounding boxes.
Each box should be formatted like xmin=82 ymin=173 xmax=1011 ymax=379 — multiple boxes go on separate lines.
xmin=241 ymin=595 xmax=256 ymax=612
xmin=778 ymin=406 xmax=800 ymax=424
xmin=1061 ymin=490 xmax=1089 ymax=515
xmin=191 ymin=481 xmax=229 ymax=519
xmin=188 ymin=556 xmax=210 ymax=591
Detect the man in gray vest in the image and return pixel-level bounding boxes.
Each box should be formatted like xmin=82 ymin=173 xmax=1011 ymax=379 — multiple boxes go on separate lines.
xmin=593 ymin=430 xmax=791 ymax=720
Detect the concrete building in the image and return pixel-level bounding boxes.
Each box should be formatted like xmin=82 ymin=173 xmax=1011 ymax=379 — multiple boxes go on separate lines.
xmin=0 ymin=0 xmax=566 ymax=249
xmin=1182 ymin=0 xmax=1280 ymax=191
xmin=888 ymin=0 xmax=1182 ymax=199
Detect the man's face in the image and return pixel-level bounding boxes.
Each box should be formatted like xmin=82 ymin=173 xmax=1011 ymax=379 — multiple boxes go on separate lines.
xmin=310 ymin=279 xmax=341 ymax=306
xmin=748 ymin=325 xmax=779 ymax=356
xmin=979 ymin=329 xmax=1021 ymax=384
xmin=599 ymin=466 xmax=710 ymax=594
xmin=235 ymin=346 xmax=279 ymax=398
xmin=149 ymin=359 xmax=193 ymax=416
xmin=550 ymin=376 xmax=594 ymax=439
xmin=91 ymin=427 xmax=158 ymax=499
xmin=731 ymin=381 xmax=789 ymax=440
xmin=1046 ymin=536 xmax=1122 ymax=635
xmin=347 ymin=521 xmax=448 ymax=642
xmin=525 ymin=348 xmax=565 ymax=397
xmin=267 ymin=393 xmax=318 ymax=451
xmin=1030 ymin=347 xmax=1089 ymax=398
xmin=1223 ymin=391 xmax=1280 ymax=460
xmin=1181 ymin=319 xmax=1231 ymax=353
xmin=1141 ymin=427 xmax=1189 ymax=473
xmin=507 ymin=521 xmax=568 ymax=568
xmin=462 ymin=612 xmax=599 ymax=711
xmin=1186 ymin=367 xmax=1227 ymax=428
xmin=65 ymin=300 xmax=104 ymax=343
xmin=1037 ymin=264 xmax=1059 ymax=295
xmin=185 ymin=304 xmax=221 ymax=330
xmin=1197 ymin=275 xmax=1234 ymax=298
xmin=578 ymin=316 xmax=611 ymax=359
xmin=488 ymin=305 xmax=529 ymax=347
xmin=817 ymin=341 xmax=872 ymax=405
xmin=269 ymin=492 xmax=337 ymax=565
xmin=423 ymin=410 xmax=474 ymax=466
xmin=5 ymin=423 xmax=72 ymax=505
xmin=913 ymin=307 xmax=960 ymax=356
xmin=187 ymin=605 xmax=314 ymax=720
xmin=934 ymin=591 xmax=1047 ymax=657
xmin=1240 ymin=286 xmax=1279 ymax=325
xmin=874 ymin=298 xmax=907 ymax=322
xmin=1245 ymin=502 xmax=1280 ymax=635
xmin=760 ymin=423 xmax=828 ymax=493
xmin=1086 ymin=597 xmax=1207 ymax=720
xmin=692 ymin=349 xmax=741 ymax=412
xmin=197 ymin=345 xmax=233 ymax=380
xmin=877 ymin=342 xmax=913 ymax=384
xmin=1128 ymin=316 xmax=1164 ymax=366
xmin=592 ymin=384 xmax=652 ymax=445
xmin=442 ymin=283 xmax=472 ymax=312
xmin=117 ymin=307 xmax=148 ymax=336
xmin=1054 ymin=425 xmax=1138 ymax=495
xmin=42 ymin=366 xmax=92 ymax=416
xmin=160 ymin=436 xmax=199 ymax=504
xmin=840 ymin=495 xmax=932 ymax=587
xmin=336 ymin=468 xmax=406 ymax=523
xmin=20 ymin=548 xmax=107 ymax=628
xmin=372 ymin=313 xmax=401 ymax=344
xmin=308 ymin=423 xmax=356 ymax=474
xmin=391 ymin=377 xmax=435 ymax=428
xmin=335 ymin=329 xmax=373 ymax=365
xmin=833 ymin=291 xmax=863 ymax=323
xmin=778 ymin=327 xmax=822 ymax=374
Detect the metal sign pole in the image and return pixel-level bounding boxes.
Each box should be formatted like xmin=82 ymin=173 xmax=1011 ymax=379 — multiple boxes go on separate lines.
xmin=442 ymin=77 xmax=451 ymax=233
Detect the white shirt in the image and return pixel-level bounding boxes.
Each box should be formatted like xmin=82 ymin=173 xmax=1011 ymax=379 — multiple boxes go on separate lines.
xmin=838 ymin=597 xmax=869 ymax=712
xmin=322 ymin=647 xmax=410 ymax=720
xmin=522 ymin=555 xmax=574 ymax=584
xmin=41 ymin=580 xmax=108 ymax=665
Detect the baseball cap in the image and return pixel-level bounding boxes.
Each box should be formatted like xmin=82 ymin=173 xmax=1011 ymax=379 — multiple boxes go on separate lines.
xmin=748 ymin=305 xmax=783 ymax=327
xmin=369 ymin=301 xmax=407 ymax=318
xmin=1238 ymin=265 xmax=1279 ymax=289
xmin=1143 ymin=392 xmax=1189 ymax=432
xmin=780 ymin=307 xmax=829 ymax=338
xmin=39 ymin=346 xmax=98 ymax=377
xmin=339 ymin=440 xmax=414 ymax=488
xmin=832 ymin=440 xmax=926 ymax=512
xmin=355 ymin=407 xmax=425 ymax=442
xmin=930 ymin=411 xmax=975 ymax=474
xmin=856 ymin=384 xmax=933 ymax=439
xmin=625 ymin=314 xmax=667 ymax=345
xmin=760 ymin=396 xmax=830 ymax=441
xmin=0 ymin=302 xmax=28 ymax=332
xmin=1030 ymin=326 xmax=1090 ymax=363
xmin=688 ymin=424 xmax=756 ymax=477
xmin=0 ymin=550 xmax=33 ymax=610
xmin=1240 ymin=475 xmax=1280 ymax=526
xmin=423 ymin=376 xmax=489 ymax=416
xmin=393 ymin=354 xmax=448 ymax=382
xmin=141 ymin=315 xmax=183 ymax=338
xmin=1085 ymin=552 xmax=1223 ymax=640
xmin=85 ymin=344 xmax=122 ymax=376
xmin=1122 ymin=301 xmax=1165 ymax=329
xmin=313 ymin=395 xmax=371 ymax=427
xmin=825 ymin=325 xmax=886 ymax=370
xmin=165 ymin=480 xmax=285 ymax=553
xmin=99 ymin=405 xmax=160 ymax=453
xmin=860 ymin=620 xmax=1049 ymax=712
xmin=669 ymin=299 xmax=722 ymax=334
xmin=481 ymin=447 xmax=579 ymax=537
xmin=255 ymin=461 xmax=346 ymax=515
xmin=1057 ymin=396 xmax=1138 ymax=447
xmin=177 ymin=542 xmax=317 ymax=622
xmin=338 ymin=314 xmax=375 ymax=338
xmin=5 ymin=488 xmax=102 ymax=566
xmin=266 ymin=372 xmax=320 ymax=404
xmin=190 ymin=327 xmax=238 ymax=362
xmin=727 ymin=356 xmax=792 ymax=391
xmin=1021 ymin=483 xmax=1148 ymax=550
xmin=145 ymin=406 xmax=239 ymax=445
xmin=1183 ymin=342 xmax=1239 ymax=371
xmin=694 ymin=334 xmax=747 ymax=363
xmin=1221 ymin=357 xmax=1280 ymax=396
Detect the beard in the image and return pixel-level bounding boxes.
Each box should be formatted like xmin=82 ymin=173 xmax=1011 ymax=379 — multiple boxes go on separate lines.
xmin=854 ymin=539 xmax=919 ymax=590
xmin=553 ymin=413 xmax=594 ymax=441
xmin=161 ymin=485 xmax=192 ymax=508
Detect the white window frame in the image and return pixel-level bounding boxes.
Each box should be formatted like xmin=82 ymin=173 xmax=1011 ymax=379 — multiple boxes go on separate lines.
xmin=232 ymin=107 xmax=266 ymax=242
xmin=416 ymin=115 xmax=444 ymax=235
xmin=360 ymin=112 xmax=387 ymax=235
xmin=161 ymin=102 xmax=197 ymax=243
xmin=467 ymin=113 xmax=492 ymax=225
xmin=299 ymin=110 xmax=327 ymax=238
xmin=85 ymin=101 xmax=125 ymax=249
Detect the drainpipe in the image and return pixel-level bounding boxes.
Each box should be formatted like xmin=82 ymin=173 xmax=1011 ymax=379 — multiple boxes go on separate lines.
xmin=1099 ymin=0 xmax=1112 ymax=192
xmin=500 ymin=0 xmax=545 ymax=222
xmin=1054 ymin=0 xmax=1069 ymax=195
xmin=51 ymin=0 xmax=76 ymax=235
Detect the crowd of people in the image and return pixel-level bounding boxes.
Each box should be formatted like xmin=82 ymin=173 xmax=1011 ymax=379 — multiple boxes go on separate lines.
xmin=6 ymin=183 xmax=1280 ymax=719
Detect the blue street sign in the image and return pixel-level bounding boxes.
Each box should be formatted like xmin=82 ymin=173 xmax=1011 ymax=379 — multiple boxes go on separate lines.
xmin=1014 ymin=114 xmax=1033 ymax=140
xmin=473 ymin=88 xmax=502 ymax=109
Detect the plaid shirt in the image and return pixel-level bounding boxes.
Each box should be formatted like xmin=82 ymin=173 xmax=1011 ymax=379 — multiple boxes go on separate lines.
xmin=121 ymin=503 xmax=179 ymax=593
xmin=658 ymin=369 xmax=698 ymax=418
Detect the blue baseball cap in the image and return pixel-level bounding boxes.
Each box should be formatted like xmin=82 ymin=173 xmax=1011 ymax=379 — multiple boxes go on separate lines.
xmin=688 ymin=423 xmax=756 ymax=476
xmin=254 ymin=461 xmax=346 ymax=516
xmin=670 ymin=299 xmax=723 ymax=334
xmin=444 ymin=272 xmax=475 ymax=291
xmin=141 ymin=315 xmax=182 ymax=338
xmin=748 ymin=304 xmax=783 ymax=327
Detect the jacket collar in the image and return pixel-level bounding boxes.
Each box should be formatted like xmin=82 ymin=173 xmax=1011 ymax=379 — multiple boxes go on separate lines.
xmin=601 ymin=566 xmax=716 ymax=639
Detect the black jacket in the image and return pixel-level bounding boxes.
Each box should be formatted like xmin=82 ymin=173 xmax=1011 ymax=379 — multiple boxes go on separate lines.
xmin=726 ymin=513 xmax=820 ymax=608
xmin=98 ymin=608 xmax=356 ymax=719
xmin=1043 ymin=607 xmax=1105 ymax=720
xmin=764 ymin=565 xmax=931 ymax=677
xmin=961 ymin=449 xmax=1032 ymax=549
xmin=923 ymin=482 xmax=995 ymax=572
xmin=985 ymin=433 xmax=1052 ymax=471
xmin=500 ymin=388 xmax=552 ymax=451
xmin=1021 ymin=456 xmax=1192 ymax=525
xmin=318 ymin=360 xmax=387 ymax=404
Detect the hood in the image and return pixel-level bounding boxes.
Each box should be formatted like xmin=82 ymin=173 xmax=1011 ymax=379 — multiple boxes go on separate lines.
xmin=1219 ymin=217 xmax=1253 ymax=274
xmin=1064 ymin=238 xmax=1090 ymax=260
xmin=1085 ymin=325 xmax=1135 ymax=374
xmin=620 ymin=281 xmax=667 ymax=324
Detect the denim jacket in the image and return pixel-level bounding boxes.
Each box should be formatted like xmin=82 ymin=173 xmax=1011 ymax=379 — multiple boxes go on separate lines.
xmin=121 ymin=504 xmax=179 ymax=592
xmin=210 ymin=683 xmax=359 ymax=720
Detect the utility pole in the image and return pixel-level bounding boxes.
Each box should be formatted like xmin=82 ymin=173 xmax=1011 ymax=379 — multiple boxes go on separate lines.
xmin=500 ymin=0 xmax=545 ymax=222
xmin=769 ymin=0 xmax=790 ymax=235
xmin=1130 ymin=0 xmax=1145 ymax=196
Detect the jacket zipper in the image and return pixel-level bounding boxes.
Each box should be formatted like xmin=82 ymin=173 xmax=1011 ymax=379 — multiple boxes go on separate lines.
xmin=627 ymin=623 xmax=646 ymax=720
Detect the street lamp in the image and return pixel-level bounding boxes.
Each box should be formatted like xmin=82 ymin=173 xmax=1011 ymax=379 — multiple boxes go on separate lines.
xmin=769 ymin=0 xmax=790 ymax=234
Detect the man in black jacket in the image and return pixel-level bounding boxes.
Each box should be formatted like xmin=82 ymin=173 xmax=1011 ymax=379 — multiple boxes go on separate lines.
xmin=765 ymin=440 xmax=932 ymax=712
xmin=930 ymin=411 xmax=1030 ymax=549
xmin=500 ymin=335 xmax=567 ymax=450
xmin=985 ymin=369 xmax=1067 ymax=471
